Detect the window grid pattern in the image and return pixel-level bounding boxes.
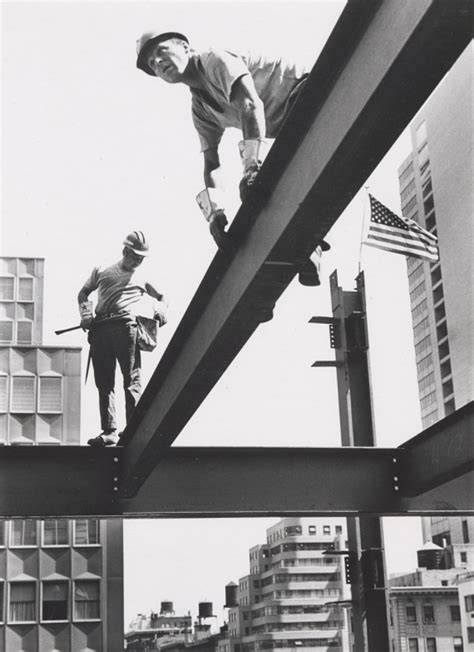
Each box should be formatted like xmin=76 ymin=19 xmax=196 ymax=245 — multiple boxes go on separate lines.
xmin=74 ymin=519 xmax=100 ymax=545
xmin=43 ymin=519 xmax=69 ymax=546
xmin=38 ymin=376 xmax=63 ymax=413
xmin=10 ymin=376 xmax=36 ymax=413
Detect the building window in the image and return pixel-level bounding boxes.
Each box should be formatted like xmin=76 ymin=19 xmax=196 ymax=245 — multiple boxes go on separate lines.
xmin=18 ymin=277 xmax=34 ymax=302
xmin=308 ymin=526 xmax=316 ymax=535
xmin=422 ymin=178 xmax=433 ymax=198
xmin=335 ymin=526 xmax=343 ymax=534
xmin=43 ymin=519 xmax=68 ymax=546
xmin=423 ymin=603 xmax=435 ymax=623
xmin=406 ymin=603 xmax=417 ymax=623
xmin=462 ymin=520 xmax=469 ymax=543
xmin=42 ymin=581 xmax=68 ymax=621
xmin=408 ymin=638 xmax=419 ymax=652
xmin=0 ymin=321 xmax=14 ymax=343
xmin=402 ymin=195 xmax=418 ymax=217
xmin=10 ymin=376 xmax=36 ymax=413
xmin=415 ymin=122 xmax=427 ymax=148
xmin=450 ymin=605 xmax=461 ymax=621
xmin=74 ymin=581 xmax=100 ymax=620
xmin=16 ymin=321 xmax=32 ymax=345
xmin=0 ymin=520 xmax=4 ymax=546
xmin=38 ymin=377 xmax=63 ymax=413
xmin=453 ymin=637 xmax=463 ymax=652
xmin=0 ymin=581 xmax=4 ymax=623
xmin=0 ymin=277 xmax=14 ymax=301
xmin=465 ymin=595 xmax=474 ymax=612
xmin=414 ymin=335 xmax=431 ymax=357
xmin=467 ymin=628 xmax=474 ymax=644
xmin=426 ymin=638 xmax=437 ymax=652
xmin=284 ymin=526 xmax=302 ymax=536
xmin=460 ymin=552 xmax=468 ymax=564
xmin=9 ymin=582 xmax=36 ymax=622
xmin=11 ymin=520 xmax=37 ymax=546
xmin=74 ymin=519 xmax=100 ymax=545
xmin=323 ymin=526 xmax=331 ymax=535
xmin=399 ymin=161 xmax=414 ymax=185
xmin=0 ymin=377 xmax=8 ymax=413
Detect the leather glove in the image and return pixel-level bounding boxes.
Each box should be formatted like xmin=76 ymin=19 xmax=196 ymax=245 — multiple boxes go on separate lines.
xmin=79 ymin=301 xmax=93 ymax=330
xmin=238 ymin=139 xmax=269 ymax=203
xmin=153 ymin=301 xmax=168 ymax=327
xmin=196 ymin=188 xmax=233 ymax=251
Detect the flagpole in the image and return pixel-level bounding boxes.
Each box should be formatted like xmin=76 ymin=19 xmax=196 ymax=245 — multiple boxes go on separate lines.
xmin=358 ymin=187 xmax=370 ymax=274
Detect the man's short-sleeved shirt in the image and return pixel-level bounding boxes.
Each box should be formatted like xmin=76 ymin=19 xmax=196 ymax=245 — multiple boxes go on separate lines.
xmin=190 ymin=49 xmax=308 ymax=151
xmin=81 ymin=261 xmax=158 ymax=317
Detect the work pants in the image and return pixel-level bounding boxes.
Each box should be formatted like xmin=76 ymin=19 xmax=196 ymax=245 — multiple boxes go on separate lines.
xmin=89 ymin=318 xmax=141 ymax=431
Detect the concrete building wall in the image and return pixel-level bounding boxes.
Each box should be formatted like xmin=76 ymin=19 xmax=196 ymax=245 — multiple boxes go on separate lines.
xmin=457 ymin=573 xmax=474 ymax=651
xmin=390 ymin=588 xmax=463 ymax=652
xmin=0 ymin=255 xmax=124 ymax=651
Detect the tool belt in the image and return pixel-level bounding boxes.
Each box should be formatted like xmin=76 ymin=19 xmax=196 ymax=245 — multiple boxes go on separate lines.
xmin=91 ymin=312 xmax=158 ymax=352
xmin=93 ymin=310 xmax=133 ymax=324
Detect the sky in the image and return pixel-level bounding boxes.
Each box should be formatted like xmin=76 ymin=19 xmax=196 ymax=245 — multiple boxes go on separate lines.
xmin=1 ymin=0 xmax=427 ymax=630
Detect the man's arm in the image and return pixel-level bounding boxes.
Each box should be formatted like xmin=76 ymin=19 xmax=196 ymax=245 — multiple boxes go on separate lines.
xmin=77 ymin=285 xmax=94 ymax=329
xmin=144 ymin=282 xmax=168 ymax=326
xmin=230 ymin=74 xmax=266 ymax=139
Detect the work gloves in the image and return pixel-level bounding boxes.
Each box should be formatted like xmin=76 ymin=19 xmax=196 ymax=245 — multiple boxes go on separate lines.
xmin=79 ymin=301 xmax=93 ymax=329
xmin=238 ymin=138 xmax=269 ymax=203
xmin=196 ymin=187 xmax=231 ymax=251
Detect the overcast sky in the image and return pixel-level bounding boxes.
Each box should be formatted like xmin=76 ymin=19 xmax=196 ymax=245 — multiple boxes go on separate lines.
xmin=2 ymin=0 xmax=426 ymax=629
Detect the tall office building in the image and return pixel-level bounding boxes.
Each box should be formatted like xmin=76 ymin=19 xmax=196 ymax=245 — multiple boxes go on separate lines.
xmin=224 ymin=517 xmax=351 ymax=651
xmin=397 ymin=44 xmax=473 ymax=560
xmin=0 ymin=256 xmax=123 ymax=651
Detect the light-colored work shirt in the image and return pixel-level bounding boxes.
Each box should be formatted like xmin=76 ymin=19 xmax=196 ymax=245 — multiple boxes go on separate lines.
xmin=81 ymin=262 xmax=161 ymax=318
xmin=190 ymin=49 xmax=308 ymax=151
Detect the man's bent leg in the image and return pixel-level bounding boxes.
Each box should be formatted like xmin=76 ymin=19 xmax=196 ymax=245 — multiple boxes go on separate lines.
xmin=89 ymin=324 xmax=118 ymax=432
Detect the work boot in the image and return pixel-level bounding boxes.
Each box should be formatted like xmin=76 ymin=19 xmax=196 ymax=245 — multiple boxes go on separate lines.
xmin=298 ymin=240 xmax=330 ymax=287
xmin=87 ymin=430 xmax=119 ymax=447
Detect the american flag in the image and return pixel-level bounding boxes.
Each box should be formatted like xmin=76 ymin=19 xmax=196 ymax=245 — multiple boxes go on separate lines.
xmin=364 ymin=194 xmax=439 ymax=262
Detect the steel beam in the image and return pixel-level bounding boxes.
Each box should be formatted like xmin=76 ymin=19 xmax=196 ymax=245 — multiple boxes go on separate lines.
xmin=119 ymin=0 xmax=471 ymax=497
xmin=397 ymin=401 xmax=474 ymax=496
xmin=0 ymin=446 xmax=122 ymax=518
xmin=0 ymin=401 xmax=472 ymax=516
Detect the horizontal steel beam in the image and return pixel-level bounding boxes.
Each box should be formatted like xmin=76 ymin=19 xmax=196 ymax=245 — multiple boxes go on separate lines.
xmin=397 ymin=401 xmax=474 ymax=496
xmin=0 ymin=401 xmax=472 ymax=517
xmin=119 ymin=0 xmax=472 ymax=497
xmin=0 ymin=446 xmax=122 ymax=518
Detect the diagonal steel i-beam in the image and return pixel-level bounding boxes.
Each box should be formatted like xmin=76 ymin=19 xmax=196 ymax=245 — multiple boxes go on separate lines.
xmin=115 ymin=0 xmax=472 ymax=496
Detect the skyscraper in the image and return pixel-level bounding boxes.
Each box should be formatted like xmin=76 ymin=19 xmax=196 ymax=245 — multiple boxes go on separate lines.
xmin=0 ymin=256 xmax=124 ymax=651
xmin=397 ymin=43 xmax=473 ymax=561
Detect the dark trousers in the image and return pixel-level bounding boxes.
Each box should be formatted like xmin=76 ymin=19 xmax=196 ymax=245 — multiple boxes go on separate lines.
xmin=89 ymin=318 xmax=141 ymax=431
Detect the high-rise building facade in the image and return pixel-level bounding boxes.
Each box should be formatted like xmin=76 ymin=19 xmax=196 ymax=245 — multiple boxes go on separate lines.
xmin=224 ymin=517 xmax=351 ymax=651
xmin=397 ymin=43 xmax=473 ymax=429
xmin=0 ymin=256 xmax=124 ymax=651
xmin=397 ymin=43 xmax=473 ymax=558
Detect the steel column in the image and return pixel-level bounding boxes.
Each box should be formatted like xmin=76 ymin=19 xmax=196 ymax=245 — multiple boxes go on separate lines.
xmin=325 ymin=270 xmax=390 ymax=651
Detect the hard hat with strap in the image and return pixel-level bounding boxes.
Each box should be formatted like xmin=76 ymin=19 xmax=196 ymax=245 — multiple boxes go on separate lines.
xmin=123 ymin=231 xmax=150 ymax=256
xmin=136 ymin=31 xmax=190 ymax=76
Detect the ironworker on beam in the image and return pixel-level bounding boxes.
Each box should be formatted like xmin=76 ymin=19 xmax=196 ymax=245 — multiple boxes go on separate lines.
xmin=119 ymin=0 xmax=471 ymax=498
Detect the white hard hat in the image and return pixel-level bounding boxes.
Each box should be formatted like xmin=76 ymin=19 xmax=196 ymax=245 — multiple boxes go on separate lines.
xmin=136 ymin=31 xmax=189 ymax=76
